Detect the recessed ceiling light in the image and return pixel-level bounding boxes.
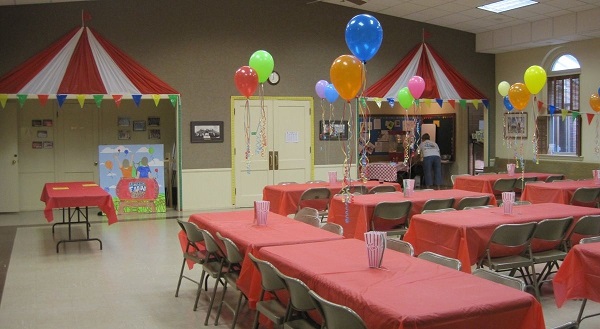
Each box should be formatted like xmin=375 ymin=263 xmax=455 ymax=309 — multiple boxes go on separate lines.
xmin=478 ymin=0 xmax=538 ymax=13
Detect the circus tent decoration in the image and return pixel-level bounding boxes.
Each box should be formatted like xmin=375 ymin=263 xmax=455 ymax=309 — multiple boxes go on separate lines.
xmin=0 ymin=25 xmax=179 ymax=109
xmin=364 ymin=42 xmax=488 ymax=110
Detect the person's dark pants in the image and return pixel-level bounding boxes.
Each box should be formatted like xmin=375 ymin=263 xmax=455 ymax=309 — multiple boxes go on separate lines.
xmin=423 ymin=155 xmax=442 ymax=187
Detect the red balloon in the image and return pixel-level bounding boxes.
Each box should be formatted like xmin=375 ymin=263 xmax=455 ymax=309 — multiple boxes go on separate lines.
xmin=234 ymin=66 xmax=259 ymax=98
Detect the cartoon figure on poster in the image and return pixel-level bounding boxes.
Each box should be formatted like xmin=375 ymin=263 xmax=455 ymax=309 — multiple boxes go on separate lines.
xmin=98 ymin=144 xmax=165 ymax=214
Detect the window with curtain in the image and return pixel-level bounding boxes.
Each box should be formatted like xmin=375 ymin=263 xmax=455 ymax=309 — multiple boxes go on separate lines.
xmin=537 ymin=54 xmax=581 ymax=156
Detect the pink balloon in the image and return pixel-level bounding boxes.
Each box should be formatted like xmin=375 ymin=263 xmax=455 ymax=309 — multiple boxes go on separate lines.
xmin=315 ymin=80 xmax=328 ymax=99
xmin=407 ymin=76 xmax=425 ymax=99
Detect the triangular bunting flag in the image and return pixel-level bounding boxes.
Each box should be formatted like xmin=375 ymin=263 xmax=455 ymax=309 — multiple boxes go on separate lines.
xmin=537 ymin=100 xmax=544 ymax=111
xmin=112 ymin=95 xmax=123 ymax=108
xmin=77 ymin=94 xmax=86 ymax=108
xmin=168 ymin=95 xmax=178 ymax=108
xmin=57 ymin=94 xmax=68 ymax=107
xmin=93 ymin=95 xmax=104 ymax=108
xmin=385 ymin=97 xmax=393 ymax=108
xmin=587 ymin=113 xmax=595 ymax=125
xmin=132 ymin=94 xmax=142 ymax=107
xmin=38 ymin=95 xmax=49 ymax=107
xmin=17 ymin=94 xmax=28 ymax=108
xmin=152 ymin=94 xmax=161 ymax=106
xmin=472 ymin=99 xmax=480 ymax=110
xmin=459 ymin=99 xmax=467 ymax=109
xmin=482 ymin=99 xmax=489 ymax=109
xmin=424 ymin=99 xmax=431 ymax=106
xmin=571 ymin=111 xmax=580 ymax=119
xmin=448 ymin=99 xmax=456 ymax=108
xmin=561 ymin=109 xmax=568 ymax=120
xmin=548 ymin=105 xmax=556 ymax=115
xmin=435 ymin=99 xmax=443 ymax=108
xmin=0 ymin=94 xmax=7 ymax=108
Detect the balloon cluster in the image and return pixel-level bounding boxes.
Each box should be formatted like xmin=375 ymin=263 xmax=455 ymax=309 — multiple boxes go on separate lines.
xmin=498 ymin=65 xmax=547 ymax=111
xmin=234 ymin=50 xmax=275 ymax=98
xmin=315 ymin=79 xmax=339 ymax=103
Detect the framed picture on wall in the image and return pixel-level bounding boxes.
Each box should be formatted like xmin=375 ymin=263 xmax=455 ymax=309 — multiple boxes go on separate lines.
xmin=319 ymin=120 xmax=348 ymax=140
xmin=118 ymin=130 xmax=131 ymax=140
xmin=190 ymin=121 xmax=224 ymax=143
xmin=118 ymin=117 xmax=131 ymax=127
xmin=149 ymin=129 xmax=161 ymax=139
xmin=148 ymin=116 xmax=160 ymax=127
xmin=504 ymin=112 xmax=527 ymax=138
xmin=133 ymin=120 xmax=146 ymax=131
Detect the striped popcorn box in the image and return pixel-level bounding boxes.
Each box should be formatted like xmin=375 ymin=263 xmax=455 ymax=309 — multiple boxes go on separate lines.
xmin=593 ymin=170 xmax=600 ymax=185
xmin=364 ymin=231 xmax=386 ymax=268
xmin=254 ymin=201 xmax=270 ymax=226
xmin=328 ymin=171 xmax=338 ymax=185
xmin=507 ymin=163 xmax=516 ymax=176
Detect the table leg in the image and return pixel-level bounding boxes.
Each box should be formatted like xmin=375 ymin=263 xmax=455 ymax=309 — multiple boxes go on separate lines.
xmin=54 ymin=206 xmax=103 ymax=253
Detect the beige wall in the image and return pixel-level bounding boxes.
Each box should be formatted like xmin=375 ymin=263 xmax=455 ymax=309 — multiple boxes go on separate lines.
xmin=494 ymin=38 xmax=600 ymax=174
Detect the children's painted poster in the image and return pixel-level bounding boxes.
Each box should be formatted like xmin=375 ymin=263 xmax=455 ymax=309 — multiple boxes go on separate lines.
xmin=98 ymin=144 xmax=165 ymax=214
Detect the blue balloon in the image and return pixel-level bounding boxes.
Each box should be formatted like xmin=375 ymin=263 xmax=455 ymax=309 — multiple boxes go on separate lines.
xmin=325 ymin=84 xmax=339 ymax=103
xmin=345 ymin=14 xmax=383 ymax=62
xmin=503 ymin=96 xmax=514 ymax=112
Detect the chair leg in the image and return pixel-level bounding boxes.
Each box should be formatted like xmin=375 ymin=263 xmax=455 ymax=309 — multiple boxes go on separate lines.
xmin=193 ymin=270 xmax=207 ymax=311
xmin=529 ymin=264 xmax=540 ymax=300
xmin=175 ymin=257 xmax=186 ymax=297
xmin=230 ymin=291 xmax=245 ymax=329
xmin=204 ymin=272 xmax=223 ymax=325
xmin=214 ymin=281 xmax=229 ymax=326
xmin=252 ymin=290 xmax=266 ymax=329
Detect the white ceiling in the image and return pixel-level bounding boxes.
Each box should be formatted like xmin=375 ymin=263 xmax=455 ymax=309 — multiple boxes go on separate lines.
xmin=316 ymin=0 xmax=600 ymax=53
xmin=3 ymin=0 xmax=600 ymax=53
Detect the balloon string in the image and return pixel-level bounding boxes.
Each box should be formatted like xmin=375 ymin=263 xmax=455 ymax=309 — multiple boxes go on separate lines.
xmin=532 ymin=95 xmax=539 ymax=164
xmin=342 ymin=101 xmax=354 ymax=224
xmin=255 ymin=84 xmax=267 ymax=157
xmin=244 ymin=99 xmax=251 ymax=173
xmin=596 ymin=117 xmax=600 ymax=159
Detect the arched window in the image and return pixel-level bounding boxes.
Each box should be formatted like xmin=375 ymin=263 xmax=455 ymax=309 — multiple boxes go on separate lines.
xmin=538 ymin=54 xmax=581 ymax=156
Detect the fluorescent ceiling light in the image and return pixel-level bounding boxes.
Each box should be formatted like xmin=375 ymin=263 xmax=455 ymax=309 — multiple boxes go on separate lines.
xmin=478 ymin=0 xmax=538 ymax=13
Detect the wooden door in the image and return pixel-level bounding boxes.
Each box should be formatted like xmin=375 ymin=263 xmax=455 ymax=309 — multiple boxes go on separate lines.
xmin=0 ymin=101 xmax=20 ymax=212
xmin=233 ymin=97 xmax=312 ymax=207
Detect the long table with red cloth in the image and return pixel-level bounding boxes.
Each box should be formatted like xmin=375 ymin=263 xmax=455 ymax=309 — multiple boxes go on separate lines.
xmin=263 ymin=181 xmax=400 ymax=216
xmin=453 ymin=173 xmax=557 ymax=194
xmin=257 ymin=238 xmax=545 ymax=329
xmin=40 ymin=181 xmax=118 ymax=224
xmin=553 ymin=242 xmax=600 ymax=308
xmin=327 ymin=189 xmax=497 ymax=239
xmin=520 ymin=179 xmax=599 ymax=205
xmin=404 ymin=203 xmax=600 ymax=273
xmin=178 ymin=210 xmax=343 ymax=306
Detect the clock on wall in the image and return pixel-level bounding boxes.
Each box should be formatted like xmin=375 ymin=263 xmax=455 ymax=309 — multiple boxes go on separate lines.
xmin=268 ymin=71 xmax=280 ymax=85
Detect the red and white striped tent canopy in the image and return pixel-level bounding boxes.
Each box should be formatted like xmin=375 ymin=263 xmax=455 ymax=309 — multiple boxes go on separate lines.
xmin=0 ymin=26 xmax=178 ymax=98
xmin=364 ymin=42 xmax=487 ymax=103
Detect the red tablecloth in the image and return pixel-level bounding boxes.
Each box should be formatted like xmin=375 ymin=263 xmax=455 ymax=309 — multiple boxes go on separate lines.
xmin=40 ymin=182 xmax=118 ymax=225
xmin=365 ymin=162 xmax=408 ymax=182
xmin=453 ymin=173 xmax=557 ymax=194
xmin=327 ymin=189 xmax=497 ymax=239
xmin=521 ymin=179 xmax=599 ymax=205
xmin=177 ymin=210 xmax=343 ymax=306
xmin=262 ymin=181 xmax=400 ymax=216
xmin=554 ymin=242 xmax=600 ymax=307
xmin=257 ymin=239 xmax=545 ymax=329
xmin=404 ymin=203 xmax=600 ymax=273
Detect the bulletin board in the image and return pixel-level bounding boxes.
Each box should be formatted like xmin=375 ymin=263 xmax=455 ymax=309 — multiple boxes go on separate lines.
xmin=358 ymin=114 xmax=455 ymax=160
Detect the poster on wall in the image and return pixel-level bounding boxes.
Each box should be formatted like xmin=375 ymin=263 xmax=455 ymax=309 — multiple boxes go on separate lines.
xmin=98 ymin=144 xmax=165 ymax=214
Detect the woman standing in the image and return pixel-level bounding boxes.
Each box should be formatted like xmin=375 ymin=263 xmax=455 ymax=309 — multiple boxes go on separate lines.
xmin=418 ymin=133 xmax=442 ymax=189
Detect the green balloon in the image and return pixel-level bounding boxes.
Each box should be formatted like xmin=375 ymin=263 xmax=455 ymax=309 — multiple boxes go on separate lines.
xmin=249 ymin=50 xmax=274 ymax=84
xmin=397 ymin=87 xmax=415 ymax=109
xmin=149 ymin=147 xmax=155 ymax=155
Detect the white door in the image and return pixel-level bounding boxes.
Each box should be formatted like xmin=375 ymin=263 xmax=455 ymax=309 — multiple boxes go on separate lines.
xmin=55 ymin=101 xmax=99 ymax=182
xmin=0 ymin=101 xmax=20 ymax=212
xmin=233 ymin=97 xmax=312 ymax=207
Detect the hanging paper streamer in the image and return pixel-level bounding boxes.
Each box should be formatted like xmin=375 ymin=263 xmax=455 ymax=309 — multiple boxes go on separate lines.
xmin=596 ymin=116 xmax=600 ymax=159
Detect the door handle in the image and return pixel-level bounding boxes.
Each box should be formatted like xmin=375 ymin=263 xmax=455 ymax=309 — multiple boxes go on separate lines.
xmin=274 ymin=151 xmax=279 ymax=170
xmin=268 ymin=151 xmax=273 ymax=170
xmin=12 ymin=159 xmax=17 ymax=165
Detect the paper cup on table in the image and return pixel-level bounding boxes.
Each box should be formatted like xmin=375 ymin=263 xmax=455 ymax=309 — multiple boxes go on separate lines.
xmin=254 ymin=201 xmax=270 ymax=226
xmin=507 ymin=164 xmax=516 ymax=176
xmin=364 ymin=231 xmax=386 ymax=268
xmin=594 ymin=170 xmax=600 ymax=184
xmin=502 ymin=192 xmax=515 ymax=215
xmin=403 ymin=179 xmax=415 ymax=197
xmin=328 ymin=171 xmax=338 ymax=185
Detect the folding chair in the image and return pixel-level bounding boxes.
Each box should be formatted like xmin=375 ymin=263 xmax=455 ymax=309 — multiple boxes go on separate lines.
xmin=274 ymin=269 xmax=320 ymax=329
xmin=198 ymin=229 xmax=227 ymax=322
xmin=569 ymin=187 xmax=600 ymax=208
xmin=456 ymin=195 xmax=490 ymax=210
xmin=214 ymin=232 xmax=247 ymax=329
xmin=472 ymin=268 xmax=526 ymax=291
xmin=580 ymin=236 xmax=600 ymax=244
xmin=368 ymin=185 xmax=397 ymax=194
xmin=527 ymin=217 xmax=573 ymax=288
xmin=421 ymin=198 xmax=454 ymax=213
xmin=321 ymin=222 xmax=343 ymax=235
xmin=418 ymin=251 xmax=461 ymax=270
xmin=386 ymin=238 xmax=414 ymax=256
xmin=175 ymin=220 xmax=209 ymax=305
xmin=294 ymin=207 xmax=320 ymax=227
xmin=297 ymin=187 xmax=331 ymax=221
xmin=545 ymin=175 xmax=565 ymax=182
xmin=248 ymin=253 xmax=289 ymax=329
xmin=451 ymin=174 xmax=470 ymax=185
xmin=370 ymin=201 xmax=412 ymax=238
xmin=308 ymin=290 xmax=367 ymax=329
xmin=492 ymin=178 xmax=517 ymax=198
xmin=565 ymin=215 xmax=600 ymax=249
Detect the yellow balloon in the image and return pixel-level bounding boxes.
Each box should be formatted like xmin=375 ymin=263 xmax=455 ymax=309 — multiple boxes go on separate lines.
xmin=590 ymin=94 xmax=600 ymax=113
xmin=498 ymin=81 xmax=510 ymax=97
xmin=523 ymin=65 xmax=547 ymax=94
xmin=508 ymin=82 xmax=530 ymax=111
xmin=330 ymin=54 xmax=364 ymax=101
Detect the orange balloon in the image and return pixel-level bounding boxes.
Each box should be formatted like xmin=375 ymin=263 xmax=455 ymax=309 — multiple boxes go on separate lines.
xmin=105 ymin=160 xmax=113 ymax=170
xmin=590 ymin=94 xmax=600 ymax=112
xmin=330 ymin=54 xmax=364 ymax=101
xmin=507 ymin=82 xmax=530 ymax=111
